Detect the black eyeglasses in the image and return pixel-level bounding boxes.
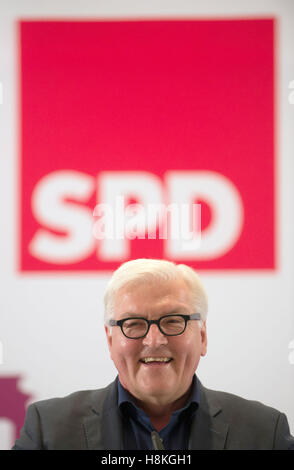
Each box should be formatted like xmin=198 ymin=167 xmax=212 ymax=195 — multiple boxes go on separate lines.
xmin=108 ymin=313 xmax=201 ymax=339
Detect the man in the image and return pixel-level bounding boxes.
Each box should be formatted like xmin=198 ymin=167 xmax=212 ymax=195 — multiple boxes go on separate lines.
xmin=13 ymin=259 xmax=294 ymax=450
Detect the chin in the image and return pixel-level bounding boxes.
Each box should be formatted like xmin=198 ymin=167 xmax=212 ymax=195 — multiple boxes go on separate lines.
xmin=138 ymin=380 xmax=173 ymax=396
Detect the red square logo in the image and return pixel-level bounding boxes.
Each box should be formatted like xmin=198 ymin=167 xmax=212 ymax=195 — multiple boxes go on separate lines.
xmin=19 ymin=19 xmax=275 ymax=271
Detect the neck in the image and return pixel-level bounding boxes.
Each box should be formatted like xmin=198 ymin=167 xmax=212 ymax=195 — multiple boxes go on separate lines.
xmin=133 ymin=388 xmax=191 ymax=430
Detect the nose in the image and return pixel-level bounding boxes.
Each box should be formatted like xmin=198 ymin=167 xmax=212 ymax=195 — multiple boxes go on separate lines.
xmin=142 ymin=323 xmax=168 ymax=347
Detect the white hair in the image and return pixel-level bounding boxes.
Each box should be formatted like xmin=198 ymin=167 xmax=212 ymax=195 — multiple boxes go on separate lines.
xmin=104 ymin=258 xmax=208 ymax=324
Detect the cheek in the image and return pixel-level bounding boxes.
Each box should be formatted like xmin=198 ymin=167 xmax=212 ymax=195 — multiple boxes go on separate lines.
xmin=174 ymin=332 xmax=202 ymax=366
xmin=110 ymin=334 xmax=140 ymax=365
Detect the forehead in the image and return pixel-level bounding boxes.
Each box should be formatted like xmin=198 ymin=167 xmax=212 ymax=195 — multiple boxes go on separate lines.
xmin=113 ymin=278 xmax=193 ymax=319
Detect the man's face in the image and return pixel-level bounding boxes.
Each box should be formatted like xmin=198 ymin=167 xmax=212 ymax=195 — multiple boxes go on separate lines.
xmin=105 ymin=278 xmax=207 ymax=407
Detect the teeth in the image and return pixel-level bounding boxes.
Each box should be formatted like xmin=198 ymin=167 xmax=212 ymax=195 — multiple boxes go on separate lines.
xmin=142 ymin=357 xmax=171 ymax=363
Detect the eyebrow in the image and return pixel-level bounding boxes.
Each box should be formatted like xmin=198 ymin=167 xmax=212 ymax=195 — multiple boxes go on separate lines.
xmin=119 ymin=310 xmax=189 ymax=319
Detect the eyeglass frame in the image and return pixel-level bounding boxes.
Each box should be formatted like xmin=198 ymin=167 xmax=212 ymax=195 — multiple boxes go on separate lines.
xmin=108 ymin=313 xmax=201 ymax=339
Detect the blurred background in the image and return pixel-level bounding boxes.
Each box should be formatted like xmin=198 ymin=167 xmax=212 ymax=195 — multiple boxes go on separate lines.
xmin=0 ymin=0 xmax=293 ymax=450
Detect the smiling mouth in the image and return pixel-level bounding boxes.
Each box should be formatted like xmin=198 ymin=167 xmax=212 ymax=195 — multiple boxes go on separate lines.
xmin=140 ymin=357 xmax=173 ymax=364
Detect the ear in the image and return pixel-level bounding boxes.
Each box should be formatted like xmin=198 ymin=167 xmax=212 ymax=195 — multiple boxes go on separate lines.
xmin=104 ymin=325 xmax=112 ymax=351
xmin=200 ymin=321 xmax=207 ymax=357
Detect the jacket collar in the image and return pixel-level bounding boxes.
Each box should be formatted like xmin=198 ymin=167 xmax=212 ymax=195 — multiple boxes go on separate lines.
xmin=83 ymin=377 xmax=229 ymax=450
xmin=188 ymin=379 xmax=228 ymax=450
xmin=83 ymin=378 xmax=124 ymax=450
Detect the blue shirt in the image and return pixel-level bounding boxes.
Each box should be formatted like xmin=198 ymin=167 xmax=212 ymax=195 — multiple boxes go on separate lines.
xmin=118 ymin=375 xmax=200 ymax=450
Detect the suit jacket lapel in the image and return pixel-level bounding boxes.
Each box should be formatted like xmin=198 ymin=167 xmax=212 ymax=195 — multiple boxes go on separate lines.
xmin=83 ymin=378 xmax=123 ymax=450
xmin=189 ymin=380 xmax=229 ymax=450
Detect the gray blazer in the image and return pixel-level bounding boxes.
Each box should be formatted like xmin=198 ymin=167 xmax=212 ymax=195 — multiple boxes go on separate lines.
xmin=13 ymin=378 xmax=294 ymax=450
